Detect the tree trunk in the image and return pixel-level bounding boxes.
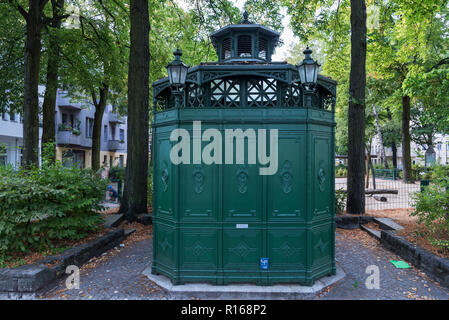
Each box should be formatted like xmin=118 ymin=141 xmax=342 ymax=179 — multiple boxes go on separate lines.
xmin=91 ymin=86 xmax=108 ymax=172
xmin=365 ymin=152 xmax=370 ymax=189
xmin=392 ymin=141 xmax=397 ymax=168
xmin=401 ymin=95 xmax=414 ymax=183
xmin=346 ymin=0 xmax=367 ymax=214
xmin=42 ymin=0 xmax=65 ymax=160
xmin=119 ymin=0 xmax=150 ymax=220
xmin=22 ymin=0 xmax=49 ymax=168
xmin=373 ymin=105 xmax=388 ymax=168
xmin=370 ymin=157 xmax=376 ymax=190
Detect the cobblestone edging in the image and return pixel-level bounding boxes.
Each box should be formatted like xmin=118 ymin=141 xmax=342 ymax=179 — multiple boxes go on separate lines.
xmin=381 ymin=230 xmax=449 ymax=289
xmin=0 ymin=228 xmax=130 ymax=299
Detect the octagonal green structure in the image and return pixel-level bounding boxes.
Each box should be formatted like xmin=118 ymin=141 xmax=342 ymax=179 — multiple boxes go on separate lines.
xmin=151 ymin=16 xmax=337 ymax=286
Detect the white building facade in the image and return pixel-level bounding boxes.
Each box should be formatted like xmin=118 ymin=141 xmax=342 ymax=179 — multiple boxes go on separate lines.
xmin=370 ymin=133 xmax=449 ymax=167
xmin=0 ymin=86 xmax=127 ymax=169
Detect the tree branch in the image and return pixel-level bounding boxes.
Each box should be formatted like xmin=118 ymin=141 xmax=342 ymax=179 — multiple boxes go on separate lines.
xmin=8 ymin=0 xmax=28 ymax=20
xmin=428 ymin=57 xmax=449 ymax=72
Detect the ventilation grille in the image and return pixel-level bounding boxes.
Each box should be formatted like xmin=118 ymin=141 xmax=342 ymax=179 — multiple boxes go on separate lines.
xmin=258 ymin=38 xmax=268 ymax=60
xmin=221 ymin=38 xmax=231 ymax=60
xmin=237 ymin=35 xmax=252 ymax=57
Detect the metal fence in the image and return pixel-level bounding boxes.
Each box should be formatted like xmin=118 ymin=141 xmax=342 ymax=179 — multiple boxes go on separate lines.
xmin=335 ymin=176 xmax=421 ymax=212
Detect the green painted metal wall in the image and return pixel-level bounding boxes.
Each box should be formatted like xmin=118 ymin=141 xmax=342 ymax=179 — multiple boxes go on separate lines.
xmin=151 ymin=104 xmax=336 ymax=285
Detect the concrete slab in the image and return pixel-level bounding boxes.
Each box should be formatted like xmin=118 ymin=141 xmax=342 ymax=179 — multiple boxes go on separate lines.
xmin=361 ymin=225 xmax=381 ymax=239
xmin=103 ymin=214 xmax=124 ymax=228
xmin=142 ymin=264 xmax=345 ymax=299
xmin=374 ymin=217 xmax=404 ymax=231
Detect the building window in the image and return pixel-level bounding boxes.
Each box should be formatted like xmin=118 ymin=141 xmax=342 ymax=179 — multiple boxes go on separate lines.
xmin=62 ymin=113 xmax=74 ymax=127
xmin=104 ymin=125 xmax=108 ymax=141
xmin=86 ymin=117 xmax=94 ymax=138
xmin=109 ymin=156 xmax=113 ymax=167
xmin=258 ymin=38 xmax=268 ymax=60
xmin=1 ymin=113 xmax=7 ymax=121
xmin=103 ymin=155 xmax=107 ymax=165
xmin=19 ymin=146 xmax=23 ymax=166
xmin=119 ymin=155 xmax=124 ymax=167
xmin=221 ymin=37 xmax=231 ymax=60
xmin=119 ymin=129 xmax=125 ymax=142
xmin=9 ymin=112 xmax=16 ymax=122
xmin=62 ymin=149 xmax=85 ymax=169
xmin=111 ymin=125 xmax=116 ymax=141
xmin=237 ymin=35 xmax=252 ymax=57
xmin=0 ymin=144 xmax=7 ymax=166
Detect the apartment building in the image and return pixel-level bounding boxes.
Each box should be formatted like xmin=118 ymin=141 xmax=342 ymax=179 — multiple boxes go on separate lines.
xmin=0 ymin=111 xmax=42 ymax=167
xmin=0 ymin=87 xmax=127 ymax=169
xmin=370 ymin=133 xmax=449 ymax=167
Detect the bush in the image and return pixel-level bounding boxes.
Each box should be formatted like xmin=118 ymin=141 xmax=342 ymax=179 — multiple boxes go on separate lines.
xmin=335 ymin=167 xmax=347 ymax=178
xmin=411 ymin=166 xmax=449 ymax=251
xmin=109 ymin=165 xmax=125 ymax=181
xmin=335 ymin=189 xmax=347 ymax=215
xmin=0 ymin=144 xmax=107 ymax=253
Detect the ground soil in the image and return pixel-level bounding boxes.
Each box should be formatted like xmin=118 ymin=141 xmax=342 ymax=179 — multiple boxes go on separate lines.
xmin=366 ymin=208 xmax=449 ymax=259
xmin=1 ymin=205 xmax=152 ymax=269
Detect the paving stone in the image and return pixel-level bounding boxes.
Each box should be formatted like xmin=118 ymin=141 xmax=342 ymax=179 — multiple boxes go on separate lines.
xmin=41 ymin=231 xmax=449 ymax=300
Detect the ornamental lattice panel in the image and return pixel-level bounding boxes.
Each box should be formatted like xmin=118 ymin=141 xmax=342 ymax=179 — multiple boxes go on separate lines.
xmin=284 ymin=82 xmax=302 ymax=107
xmin=247 ymin=78 xmax=278 ymax=107
xmin=187 ymin=83 xmax=206 ymax=108
xmin=210 ymin=78 xmax=240 ymax=107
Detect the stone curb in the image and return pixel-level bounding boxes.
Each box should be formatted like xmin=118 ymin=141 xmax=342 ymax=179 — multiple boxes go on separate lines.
xmin=380 ymin=230 xmax=449 ymax=289
xmin=335 ymin=215 xmax=374 ymax=229
xmin=143 ymin=263 xmax=346 ymax=299
xmin=0 ymin=228 xmax=129 ymax=299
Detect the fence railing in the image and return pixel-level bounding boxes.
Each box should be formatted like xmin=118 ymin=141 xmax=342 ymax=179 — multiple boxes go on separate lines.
xmin=335 ymin=176 xmax=421 ymax=212
xmin=373 ymin=168 xmax=400 ymax=180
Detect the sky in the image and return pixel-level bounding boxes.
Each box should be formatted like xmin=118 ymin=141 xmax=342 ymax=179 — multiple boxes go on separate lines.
xmin=176 ymin=0 xmax=299 ymax=62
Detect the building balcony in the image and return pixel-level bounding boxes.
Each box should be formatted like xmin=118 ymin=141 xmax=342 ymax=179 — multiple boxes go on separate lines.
xmin=56 ymin=130 xmax=92 ymax=148
xmin=108 ymin=113 xmax=124 ymax=124
xmin=108 ymin=140 xmax=125 ymax=151
xmin=57 ymin=92 xmax=83 ymax=111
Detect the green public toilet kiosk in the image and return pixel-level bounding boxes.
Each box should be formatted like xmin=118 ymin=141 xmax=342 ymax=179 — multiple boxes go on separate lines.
xmin=151 ymin=13 xmax=337 ymax=286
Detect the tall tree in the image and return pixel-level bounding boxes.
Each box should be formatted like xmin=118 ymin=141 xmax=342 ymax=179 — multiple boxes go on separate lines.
xmin=8 ymin=0 xmax=50 ymax=167
xmin=59 ymin=0 xmax=128 ymax=171
xmin=41 ymin=0 xmax=66 ymax=159
xmin=119 ymin=0 xmax=149 ymax=219
xmin=346 ymin=0 xmax=367 ymax=214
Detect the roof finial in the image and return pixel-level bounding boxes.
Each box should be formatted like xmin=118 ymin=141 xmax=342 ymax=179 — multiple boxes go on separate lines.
xmin=241 ymin=10 xmax=250 ymax=24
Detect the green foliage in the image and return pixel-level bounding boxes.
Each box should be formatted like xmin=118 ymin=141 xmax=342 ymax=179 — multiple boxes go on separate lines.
xmin=335 ymin=167 xmax=347 ymax=178
xmin=0 ymin=144 xmax=107 ymax=253
xmin=109 ymin=165 xmax=125 ymax=181
xmin=0 ymin=2 xmax=26 ymax=114
xmin=335 ymin=189 xmax=347 ymax=215
xmin=411 ymin=166 xmax=449 ymax=251
xmin=283 ymin=0 xmax=449 ymax=156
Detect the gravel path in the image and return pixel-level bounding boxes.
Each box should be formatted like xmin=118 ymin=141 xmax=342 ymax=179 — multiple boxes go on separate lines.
xmin=42 ymin=229 xmax=449 ymax=300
